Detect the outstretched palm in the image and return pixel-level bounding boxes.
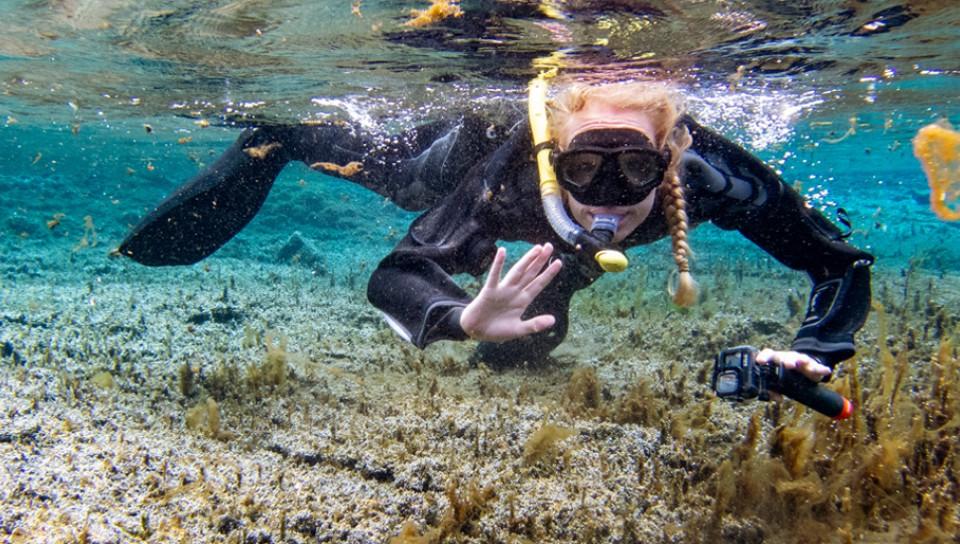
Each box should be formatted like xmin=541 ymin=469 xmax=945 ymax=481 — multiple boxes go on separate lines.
xmin=460 ymin=243 xmax=563 ymax=342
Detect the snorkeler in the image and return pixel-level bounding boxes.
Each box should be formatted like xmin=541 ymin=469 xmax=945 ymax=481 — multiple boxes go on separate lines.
xmin=118 ymin=79 xmax=873 ymax=388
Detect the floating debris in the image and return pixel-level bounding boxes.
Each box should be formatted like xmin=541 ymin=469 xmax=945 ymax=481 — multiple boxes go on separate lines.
xmin=243 ymin=142 xmax=282 ymax=159
xmin=822 ymin=115 xmax=858 ymax=144
xmin=46 ymin=212 xmax=65 ymax=230
xmin=404 ymin=0 xmax=462 ymax=28
xmin=913 ymin=120 xmax=960 ymax=221
xmin=309 ymin=160 xmax=363 ymax=176
xmin=73 ymin=215 xmax=98 ymax=250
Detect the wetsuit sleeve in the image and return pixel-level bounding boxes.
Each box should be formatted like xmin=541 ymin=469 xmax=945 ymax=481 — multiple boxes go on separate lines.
xmin=287 ymin=114 xmax=503 ymax=210
xmin=680 ymin=116 xmax=874 ymax=369
xmin=118 ymin=116 xmax=501 ymax=266
xmin=367 ymin=124 xmax=548 ymax=349
xmin=366 ymin=180 xmax=499 ymax=348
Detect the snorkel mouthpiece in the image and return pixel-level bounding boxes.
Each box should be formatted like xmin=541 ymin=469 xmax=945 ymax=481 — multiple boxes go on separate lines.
xmin=589 ymin=214 xmax=628 ymax=272
xmin=590 ymin=214 xmax=621 ymax=242
xmin=528 ymin=75 xmax=629 ymax=273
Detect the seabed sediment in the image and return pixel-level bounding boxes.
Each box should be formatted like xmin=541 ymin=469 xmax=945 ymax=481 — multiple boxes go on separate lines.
xmin=1 ymin=247 xmax=958 ymax=543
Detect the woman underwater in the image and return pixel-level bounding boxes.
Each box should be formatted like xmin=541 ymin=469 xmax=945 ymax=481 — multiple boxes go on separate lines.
xmin=117 ymin=78 xmax=873 ymax=392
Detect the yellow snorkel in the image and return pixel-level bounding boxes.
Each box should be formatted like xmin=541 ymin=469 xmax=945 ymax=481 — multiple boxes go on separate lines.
xmin=528 ymin=74 xmax=629 ymax=273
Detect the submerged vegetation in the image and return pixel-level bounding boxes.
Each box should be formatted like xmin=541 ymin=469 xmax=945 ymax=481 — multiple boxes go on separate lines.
xmin=0 ymin=254 xmax=958 ymax=542
xmin=556 ymin=299 xmax=959 ymax=542
xmin=702 ymin=304 xmax=959 ymax=543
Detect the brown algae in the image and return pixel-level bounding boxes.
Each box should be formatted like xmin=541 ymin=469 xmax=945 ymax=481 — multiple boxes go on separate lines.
xmin=0 ymin=260 xmax=958 ymax=542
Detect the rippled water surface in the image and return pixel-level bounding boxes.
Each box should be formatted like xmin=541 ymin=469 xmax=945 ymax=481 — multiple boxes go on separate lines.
xmin=2 ymin=0 xmax=958 ymax=128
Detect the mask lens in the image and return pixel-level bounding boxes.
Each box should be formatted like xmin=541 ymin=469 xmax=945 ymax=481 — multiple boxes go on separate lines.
xmin=618 ymin=151 xmax=664 ymax=187
xmin=558 ymin=152 xmax=604 ymax=187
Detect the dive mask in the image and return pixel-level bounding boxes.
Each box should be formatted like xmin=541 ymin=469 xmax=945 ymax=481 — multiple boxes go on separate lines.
xmin=554 ymin=128 xmax=668 ymax=206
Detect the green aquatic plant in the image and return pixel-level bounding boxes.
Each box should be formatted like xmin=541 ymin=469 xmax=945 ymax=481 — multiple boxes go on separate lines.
xmin=89 ymin=370 xmax=115 ymax=390
xmin=565 ymin=366 xmax=602 ymax=415
xmin=178 ymin=362 xmax=195 ymax=397
xmin=184 ymin=397 xmax=230 ymax=440
xmin=202 ymin=358 xmax=242 ymax=402
xmin=241 ymin=323 xmax=261 ymax=349
xmin=562 ymin=364 xmax=674 ymax=428
xmin=612 ymin=378 xmax=667 ymax=427
xmin=389 ymin=521 xmax=432 ymax=544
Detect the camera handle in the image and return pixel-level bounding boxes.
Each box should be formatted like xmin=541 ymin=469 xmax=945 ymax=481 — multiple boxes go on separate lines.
xmin=769 ymin=363 xmax=853 ymax=419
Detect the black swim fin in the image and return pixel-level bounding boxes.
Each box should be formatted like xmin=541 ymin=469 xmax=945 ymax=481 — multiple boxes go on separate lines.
xmin=117 ymin=128 xmax=290 ymax=266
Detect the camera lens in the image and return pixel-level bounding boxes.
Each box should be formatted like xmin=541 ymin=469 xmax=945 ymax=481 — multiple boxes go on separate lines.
xmin=716 ymin=371 xmax=739 ymax=396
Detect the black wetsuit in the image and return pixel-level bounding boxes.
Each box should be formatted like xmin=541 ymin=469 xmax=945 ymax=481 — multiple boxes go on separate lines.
xmin=118 ymin=114 xmax=873 ymax=369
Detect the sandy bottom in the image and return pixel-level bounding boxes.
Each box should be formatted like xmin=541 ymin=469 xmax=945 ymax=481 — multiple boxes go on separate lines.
xmin=1 ymin=251 xmax=957 ymax=543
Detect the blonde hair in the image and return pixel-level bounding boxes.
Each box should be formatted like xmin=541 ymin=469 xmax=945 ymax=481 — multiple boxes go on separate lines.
xmin=547 ymin=81 xmax=699 ymax=307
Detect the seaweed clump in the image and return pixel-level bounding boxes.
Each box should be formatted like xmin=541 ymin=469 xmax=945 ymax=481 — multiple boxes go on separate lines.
xmin=389 ymin=478 xmax=495 ymax=544
xmin=565 ymin=366 xmax=603 ymax=416
xmin=246 ymin=330 xmax=289 ymax=391
xmin=563 ymin=365 xmax=676 ymax=429
xmin=204 ymin=329 xmax=292 ymax=401
xmin=522 ymin=422 xmax=576 ymax=466
xmin=703 ymin=301 xmax=960 ymax=542
xmin=185 ymin=398 xmax=231 ymax=441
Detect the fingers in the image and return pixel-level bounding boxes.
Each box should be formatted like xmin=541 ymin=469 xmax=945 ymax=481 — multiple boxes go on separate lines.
xmin=501 ymin=244 xmax=540 ymax=286
xmin=523 ymin=258 xmax=562 ymax=297
xmin=484 ymin=247 xmax=506 ymax=291
xmin=757 ymin=349 xmax=832 ymax=382
xmin=756 ymin=348 xmax=776 ymax=364
xmin=795 ymin=356 xmax=832 ymax=381
xmin=518 ymin=243 xmax=555 ymax=285
xmin=520 ymin=314 xmax=556 ymax=335
xmin=503 ymin=243 xmax=554 ymax=287
xmin=467 ymin=244 xmax=560 ymax=343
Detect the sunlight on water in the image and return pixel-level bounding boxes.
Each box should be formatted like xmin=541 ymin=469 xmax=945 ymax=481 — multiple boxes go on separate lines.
xmin=688 ymin=84 xmax=826 ymax=150
xmin=1 ymin=0 xmax=956 ymax=127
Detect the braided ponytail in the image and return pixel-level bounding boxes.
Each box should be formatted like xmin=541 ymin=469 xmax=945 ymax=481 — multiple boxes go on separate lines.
xmin=661 ymin=124 xmax=699 ymax=307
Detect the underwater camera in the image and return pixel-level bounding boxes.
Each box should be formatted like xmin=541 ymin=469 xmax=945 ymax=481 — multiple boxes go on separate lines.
xmin=711 ymin=346 xmax=853 ymax=420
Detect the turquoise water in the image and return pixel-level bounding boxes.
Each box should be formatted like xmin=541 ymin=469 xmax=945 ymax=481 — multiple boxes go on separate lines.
xmin=2 ymin=1 xmax=958 ymax=277
xmin=1 ymin=1 xmax=960 ymax=542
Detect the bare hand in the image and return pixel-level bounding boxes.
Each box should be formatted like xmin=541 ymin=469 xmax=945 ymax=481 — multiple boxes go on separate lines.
xmin=756 ymin=348 xmax=832 ymax=383
xmin=459 ymin=244 xmax=563 ymax=343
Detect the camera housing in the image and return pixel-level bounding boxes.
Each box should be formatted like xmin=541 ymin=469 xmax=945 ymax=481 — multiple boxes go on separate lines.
xmin=711 ymin=345 xmax=854 ymax=420
xmin=712 ymin=345 xmax=768 ymax=402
